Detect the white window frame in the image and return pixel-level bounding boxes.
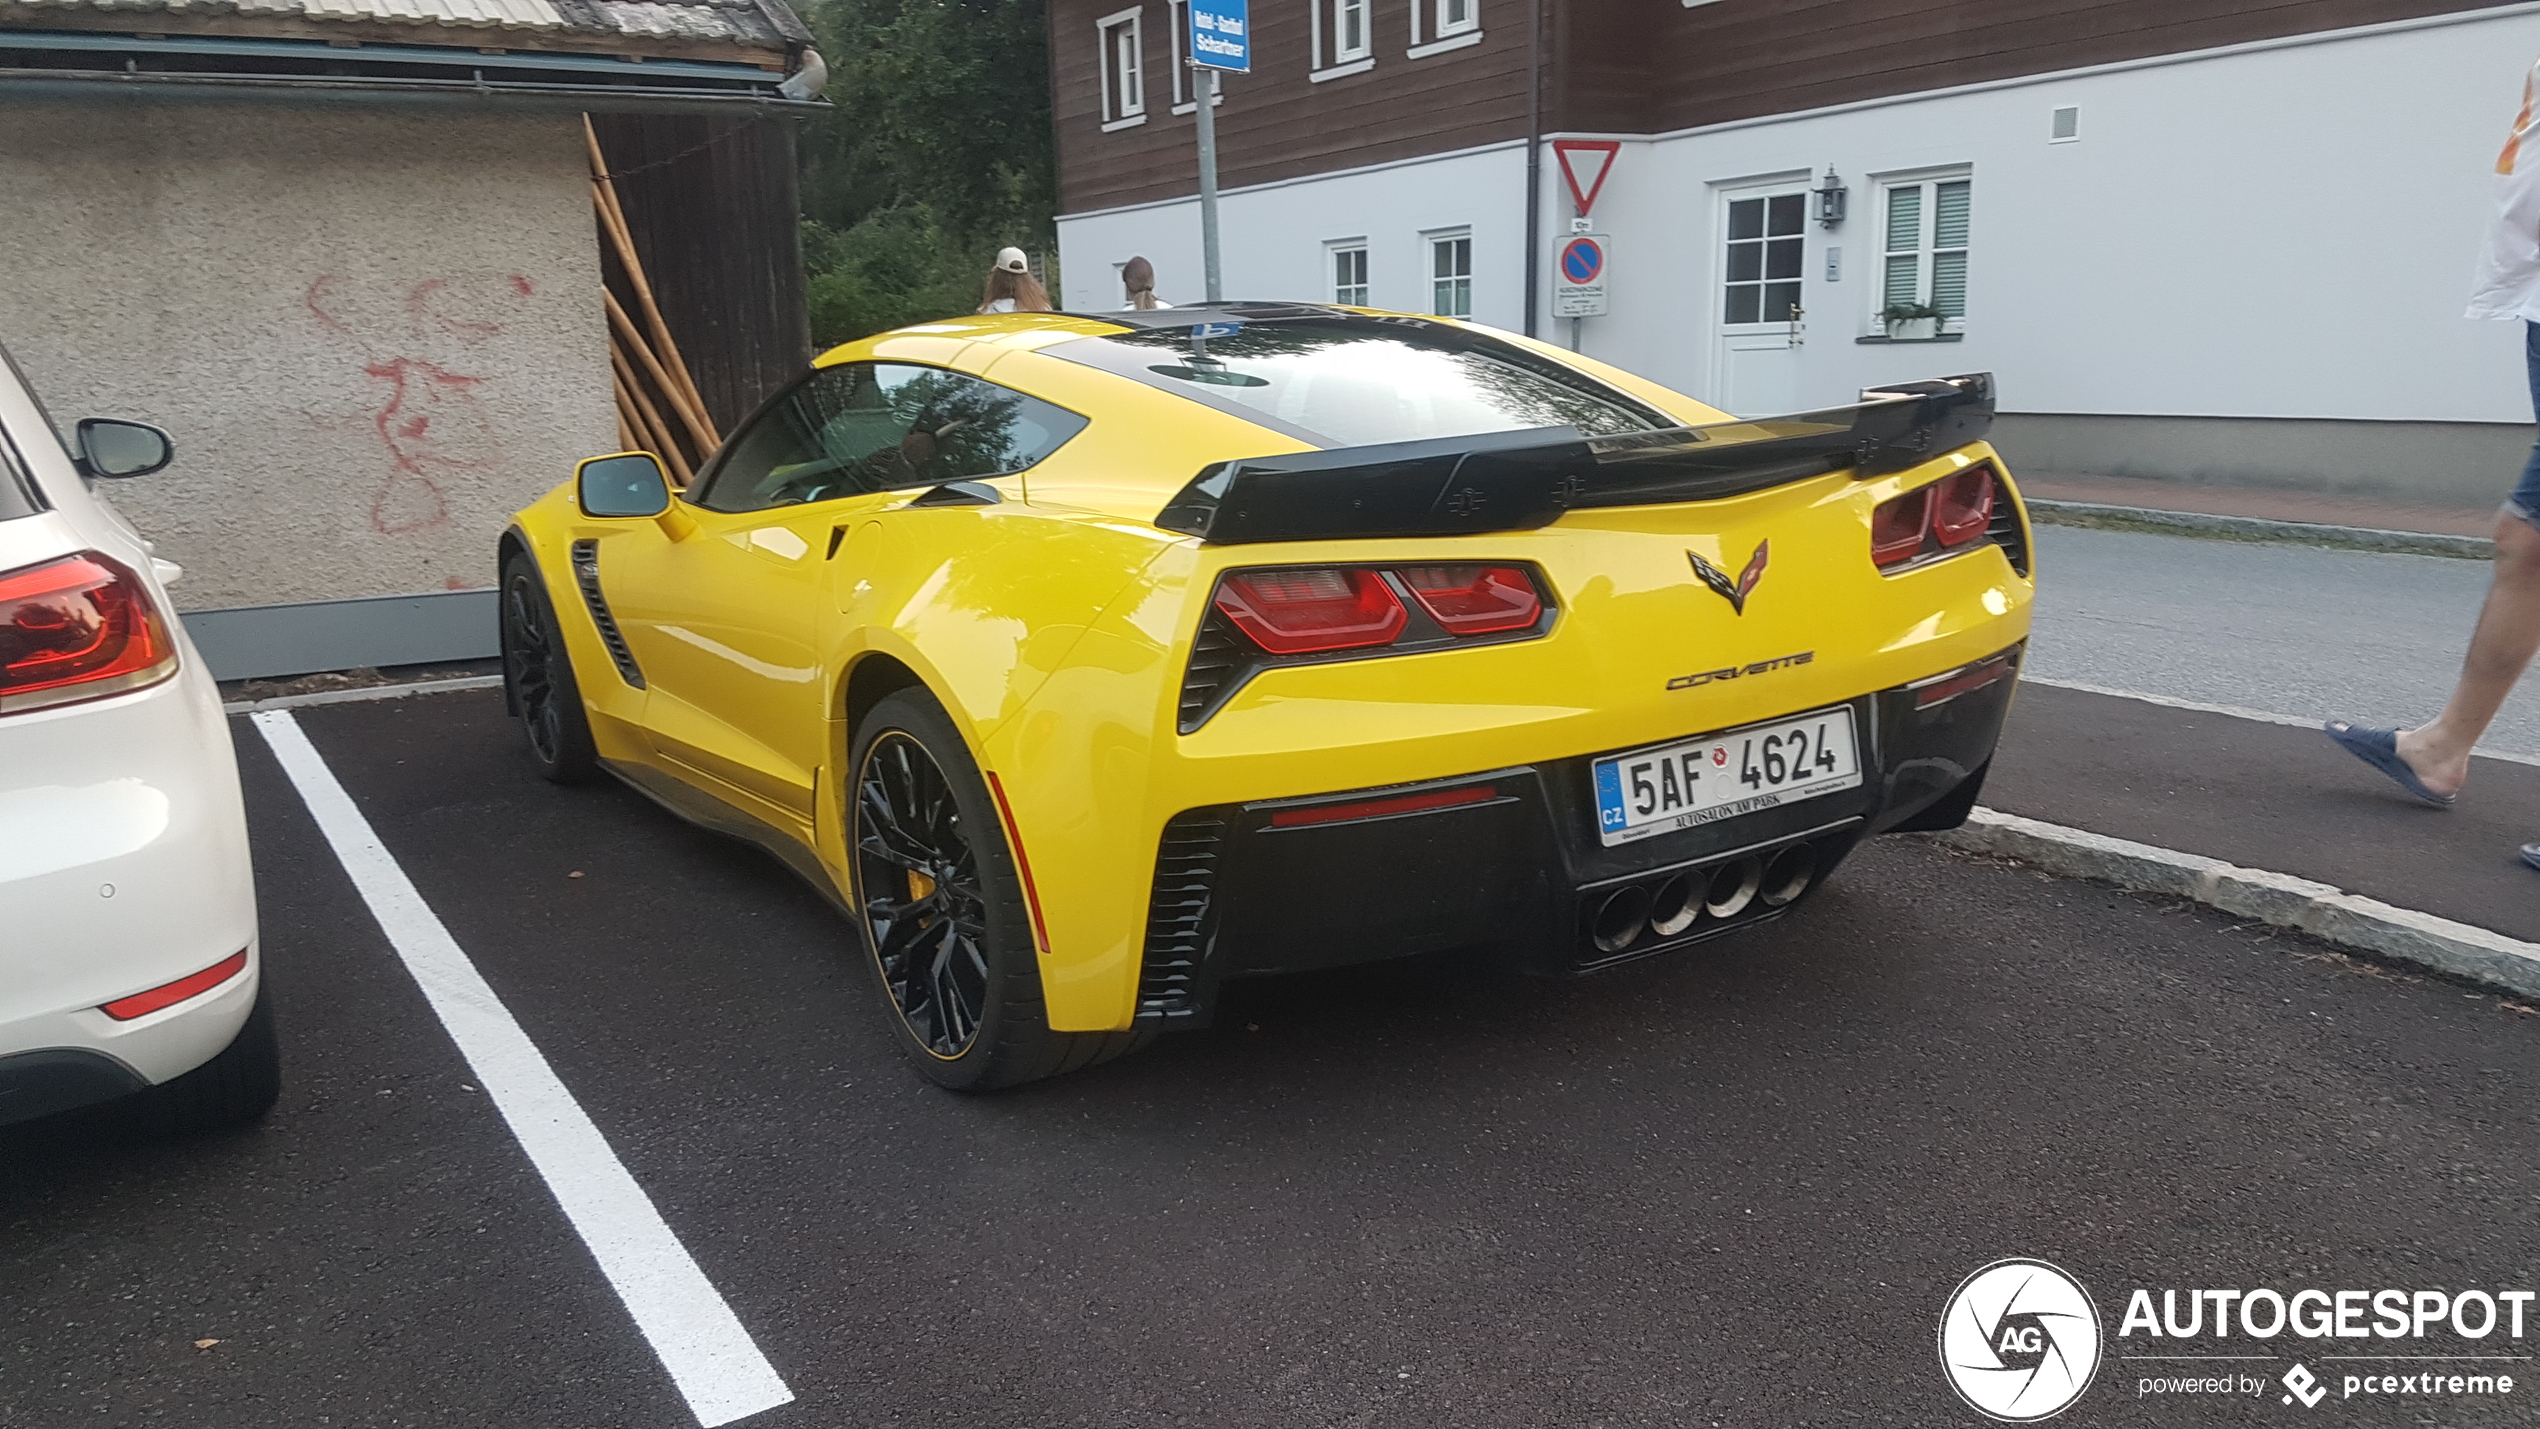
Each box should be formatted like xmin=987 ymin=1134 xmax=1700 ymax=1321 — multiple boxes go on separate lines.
xmin=1868 ymin=167 xmax=1971 ymax=336
xmin=1098 ymin=7 xmax=1146 ymax=131
xmin=1425 ymin=228 xmax=1473 ymax=319
xmin=1311 ymin=0 xmax=1376 ymax=80
xmin=1167 ymin=0 xmax=1225 ymax=114
xmin=1407 ymin=0 xmax=1481 ymax=57
xmin=1327 ymin=239 xmax=1370 ymax=306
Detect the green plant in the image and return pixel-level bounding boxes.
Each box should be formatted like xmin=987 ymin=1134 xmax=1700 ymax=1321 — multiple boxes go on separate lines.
xmin=794 ymin=0 xmax=1058 ymax=343
xmin=1881 ymin=301 xmax=1946 ymax=331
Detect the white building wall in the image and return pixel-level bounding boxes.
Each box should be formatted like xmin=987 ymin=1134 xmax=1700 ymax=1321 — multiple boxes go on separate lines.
xmin=1057 ymin=6 xmax=2540 ymax=430
xmin=0 ymin=101 xmax=611 ymax=613
xmin=1058 ymin=142 xmax=1528 ymax=325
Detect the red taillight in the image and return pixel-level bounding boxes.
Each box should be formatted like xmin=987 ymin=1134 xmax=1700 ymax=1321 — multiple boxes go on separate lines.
xmin=0 ymin=552 xmax=177 ymax=714
xmin=1398 ymin=565 xmax=1542 ymax=635
xmin=1268 ymin=784 xmax=1496 ymax=827
xmin=1931 ymin=468 xmax=1995 ymax=547
xmin=100 ymin=950 xmax=248 ymax=1021
xmin=1214 ymin=567 xmax=1407 ymax=654
xmin=1870 ymin=487 xmax=1931 ymax=568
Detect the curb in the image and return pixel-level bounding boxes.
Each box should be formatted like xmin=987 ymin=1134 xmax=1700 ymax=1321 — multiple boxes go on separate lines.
xmin=1926 ymin=807 xmax=2540 ymax=999
xmin=2026 ymin=499 xmax=2494 ymax=559
xmin=222 ymin=674 xmax=503 ymax=715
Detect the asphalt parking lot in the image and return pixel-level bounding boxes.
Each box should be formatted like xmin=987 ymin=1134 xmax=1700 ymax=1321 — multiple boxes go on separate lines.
xmin=7 ymin=686 xmax=2540 ymax=1427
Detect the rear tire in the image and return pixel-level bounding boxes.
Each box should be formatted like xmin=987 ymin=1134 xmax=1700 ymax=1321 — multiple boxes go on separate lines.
xmin=501 ymin=551 xmax=601 ymax=785
xmin=848 ymin=688 xmax=1149 ymax=1091
xmin=122 ymin=987 xmax=280 ymax=1138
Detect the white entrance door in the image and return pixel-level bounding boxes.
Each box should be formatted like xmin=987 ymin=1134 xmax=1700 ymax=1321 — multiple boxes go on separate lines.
xmin=1713 ymin=181 xmax=1810 ymax=417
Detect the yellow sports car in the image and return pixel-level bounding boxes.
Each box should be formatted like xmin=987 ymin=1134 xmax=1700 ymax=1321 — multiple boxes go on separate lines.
xmin=500 ymin=305 xmax=2032 ymax=1089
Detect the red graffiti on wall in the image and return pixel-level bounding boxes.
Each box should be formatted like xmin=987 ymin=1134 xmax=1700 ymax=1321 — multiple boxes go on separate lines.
xmin=304 ymin=274 xmax=534 ymax=534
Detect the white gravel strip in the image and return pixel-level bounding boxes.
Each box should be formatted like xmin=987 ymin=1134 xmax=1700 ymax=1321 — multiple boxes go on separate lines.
xmin=222 ymin=674 xmax=502 ymax=714
xmin=1930 ymin=807 xmax=2540 ymax=1000
xmin=2026 ymin=499 xmax=2495 ymax=559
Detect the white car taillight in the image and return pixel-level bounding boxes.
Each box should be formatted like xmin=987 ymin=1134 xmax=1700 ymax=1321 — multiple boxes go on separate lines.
xmin=0 ymin=551 xmax=179 ymax=716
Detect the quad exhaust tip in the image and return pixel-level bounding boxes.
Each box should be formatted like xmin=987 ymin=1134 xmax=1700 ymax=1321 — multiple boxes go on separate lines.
xmin=1761 ymin=843 xmax=1816 ymax=908
xmin=1581 ymin=837 xmax=1829 ymax=961
xmin=1591 ymin=882 xmax=1653 ymax=953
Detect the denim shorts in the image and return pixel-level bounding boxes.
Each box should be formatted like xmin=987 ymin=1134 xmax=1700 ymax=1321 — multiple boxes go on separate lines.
xmin=2512 ymin=322 xmax=2540 ymax=530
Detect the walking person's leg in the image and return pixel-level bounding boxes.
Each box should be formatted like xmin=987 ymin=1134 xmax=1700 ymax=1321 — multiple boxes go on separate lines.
xmin=2388 ymin=514 xmax=2540 ymax=796
xmin=2327 ymin=318 xmax=2540 ymax=816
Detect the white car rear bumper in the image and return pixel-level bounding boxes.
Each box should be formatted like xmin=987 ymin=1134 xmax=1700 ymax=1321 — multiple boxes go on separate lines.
xmin=0 ymin=655 xmax=259 ymax=1121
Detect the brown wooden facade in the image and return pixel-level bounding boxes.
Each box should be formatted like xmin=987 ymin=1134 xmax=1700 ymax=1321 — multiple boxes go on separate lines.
xmin=1054 ymin=0 xmax=2513 ymax=215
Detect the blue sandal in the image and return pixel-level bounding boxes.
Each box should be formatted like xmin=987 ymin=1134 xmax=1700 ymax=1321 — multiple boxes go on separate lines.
xmin=2324 ymin=721 xmax=2456 ymax=808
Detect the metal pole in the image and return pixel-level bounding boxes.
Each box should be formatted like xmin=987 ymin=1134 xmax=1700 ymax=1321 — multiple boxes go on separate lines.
xmin=1521 ymin=0 xmax=1542 ymax=337
xmin=1194 ymin=64 xmax=1224 ymax=303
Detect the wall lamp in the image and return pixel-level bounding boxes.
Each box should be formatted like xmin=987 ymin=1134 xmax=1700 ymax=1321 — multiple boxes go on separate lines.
xmin=1813 ymin=165 xmax=1848 ymax=229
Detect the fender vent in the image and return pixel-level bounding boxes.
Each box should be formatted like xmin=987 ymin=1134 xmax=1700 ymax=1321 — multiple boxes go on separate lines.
xmin=1986 ymin=487 xmax=2031 ymax=577
xmin=1135 ymin=811 xmax=1225 ymax=1025
xmin=569 ymin=539 xmax=645 ymax=688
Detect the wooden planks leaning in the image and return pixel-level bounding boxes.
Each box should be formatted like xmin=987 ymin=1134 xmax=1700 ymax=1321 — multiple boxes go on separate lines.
xmin=587 ymin=116 xmax=719 ymax=485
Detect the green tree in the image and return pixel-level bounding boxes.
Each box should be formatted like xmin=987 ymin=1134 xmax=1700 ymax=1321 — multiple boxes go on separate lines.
xmin=797 ymin=0 xmax=1057 ymax=345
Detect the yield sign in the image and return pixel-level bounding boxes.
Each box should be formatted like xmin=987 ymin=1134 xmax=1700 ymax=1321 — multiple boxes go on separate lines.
xmin=1552 ymin=140 xmax=1620 ymax=220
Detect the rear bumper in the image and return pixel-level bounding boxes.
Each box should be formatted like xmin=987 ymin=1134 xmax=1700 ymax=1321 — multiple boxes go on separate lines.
xmin=1134 ymin=644 xmax=2020 ymax=1026
xmin=0 ymin=652 xmax=260 ymax=1123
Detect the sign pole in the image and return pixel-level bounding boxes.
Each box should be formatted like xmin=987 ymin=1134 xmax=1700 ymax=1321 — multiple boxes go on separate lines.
xmin=1185 ymin=0 xmax=1245 ymax=304
xmin=1194 ymin=65 xmax=1222 ymax=303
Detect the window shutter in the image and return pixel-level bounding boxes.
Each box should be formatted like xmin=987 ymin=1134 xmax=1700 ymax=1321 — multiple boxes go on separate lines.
xmin=1930 ymin=253 xmax=1966 ymax=317
xmin=1884 ymin=185 xmax=1922 ymax=256
xmin=1933 ymin=180 xmax=1970 ymax=249
xmin=1883 ymin=255 xmax=1920 ymax=309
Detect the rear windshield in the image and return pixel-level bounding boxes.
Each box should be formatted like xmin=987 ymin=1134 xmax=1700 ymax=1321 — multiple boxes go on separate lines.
xmin=1047 ymin=315 xmax=1670 ymax=449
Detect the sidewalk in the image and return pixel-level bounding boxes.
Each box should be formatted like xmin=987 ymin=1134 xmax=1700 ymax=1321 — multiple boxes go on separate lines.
xmin=2015 ymin=471 xmax=2499 ymax=540
xmin=1983 ymin=682 xmax=2537 ymax=945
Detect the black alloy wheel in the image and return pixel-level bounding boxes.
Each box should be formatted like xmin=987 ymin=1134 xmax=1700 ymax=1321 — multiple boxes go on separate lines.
xmin=845 ymin=688 xmax=1152 ymax=1090
xmin=854 ymin=731 xmax=991 ymax=1058
xmin=500 ymin=552 xmax=598 ymax=783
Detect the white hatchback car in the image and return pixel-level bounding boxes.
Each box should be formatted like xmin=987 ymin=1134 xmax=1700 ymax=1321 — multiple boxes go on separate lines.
xmin=0 ymin=344 xmax=274 ymax=1135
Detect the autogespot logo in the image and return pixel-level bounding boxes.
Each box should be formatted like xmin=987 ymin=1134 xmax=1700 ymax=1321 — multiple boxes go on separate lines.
xmin=1940 ymin=1259 xmax=2105 ymax=1421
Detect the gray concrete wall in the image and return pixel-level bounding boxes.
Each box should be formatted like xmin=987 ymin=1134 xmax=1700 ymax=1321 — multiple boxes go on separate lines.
xmin=1992 ymin=413 xmax=2534 ymax=511
xmin=0 ymin=101 xmax=611 ymax=611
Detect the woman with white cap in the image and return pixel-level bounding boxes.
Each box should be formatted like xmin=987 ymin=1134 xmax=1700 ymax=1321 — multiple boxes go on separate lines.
xmin=977 ymin=246 xmax=1054 ymax=314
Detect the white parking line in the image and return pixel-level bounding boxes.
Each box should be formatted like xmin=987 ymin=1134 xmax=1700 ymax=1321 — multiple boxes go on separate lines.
xmin=250 ymin=710 xmax=794 ymax=1428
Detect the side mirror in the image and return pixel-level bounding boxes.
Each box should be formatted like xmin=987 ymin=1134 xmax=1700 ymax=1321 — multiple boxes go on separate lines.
xmin=577 ymin=451 xmax=671 ymax=518
xmin=75 ymin=418 xmax=173 ymax=479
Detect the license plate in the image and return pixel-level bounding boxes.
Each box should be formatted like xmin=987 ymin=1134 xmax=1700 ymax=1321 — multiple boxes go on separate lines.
xmin=1591 ymin=706 xmax=1862 ymax=847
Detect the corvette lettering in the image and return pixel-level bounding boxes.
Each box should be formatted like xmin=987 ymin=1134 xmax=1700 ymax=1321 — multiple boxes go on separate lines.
xmin=1666 ymin=650 xmax=1814 ymax=690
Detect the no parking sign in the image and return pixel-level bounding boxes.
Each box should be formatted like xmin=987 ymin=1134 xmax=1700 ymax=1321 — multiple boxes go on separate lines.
xmin=1554 ymin=234 xmax=1608 ymax=317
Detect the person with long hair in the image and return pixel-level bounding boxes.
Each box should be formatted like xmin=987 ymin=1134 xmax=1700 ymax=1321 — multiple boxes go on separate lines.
xmin=978 ymin=246 xmax=1054 ymax=314
xmin=1121 ymin=255 xmax=1171 ymax=310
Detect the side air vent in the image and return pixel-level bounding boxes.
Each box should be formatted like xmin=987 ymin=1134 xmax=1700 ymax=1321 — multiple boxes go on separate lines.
xmin=1987 ymin=486 xmax=2032 ymax=577
xmin=569 ymin=538 xmax=645 ymax=688
xmin=1135 ymin=811 xmax=1225 ymax=1025
xmin=1176 ymin=610 xmax=1249 ymax=733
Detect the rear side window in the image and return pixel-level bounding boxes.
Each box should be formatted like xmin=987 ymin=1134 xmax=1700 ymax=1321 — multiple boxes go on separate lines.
xmin=0 ymin=435 xmax=39 ymax=522
xmin=1048 ymin=315 xmax=1669 ymax=449
xmin=695 ymin=362 xmax=1088 ymax=514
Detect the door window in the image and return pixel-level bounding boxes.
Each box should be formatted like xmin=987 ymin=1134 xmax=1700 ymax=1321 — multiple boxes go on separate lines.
xmin=694 ymin=364 xmax=1088 ymax=514
xmin=1722 ymin=193 xmax=1805 ymax=325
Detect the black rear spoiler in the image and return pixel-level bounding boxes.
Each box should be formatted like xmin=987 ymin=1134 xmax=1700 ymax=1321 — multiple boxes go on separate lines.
xmin=1153 ymin=372 xmax=1994 ymax=545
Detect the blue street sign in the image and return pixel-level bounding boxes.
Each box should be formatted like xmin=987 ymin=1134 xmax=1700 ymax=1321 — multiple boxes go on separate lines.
xmin=1188 ymin=0 xmax=1249 ymax=72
